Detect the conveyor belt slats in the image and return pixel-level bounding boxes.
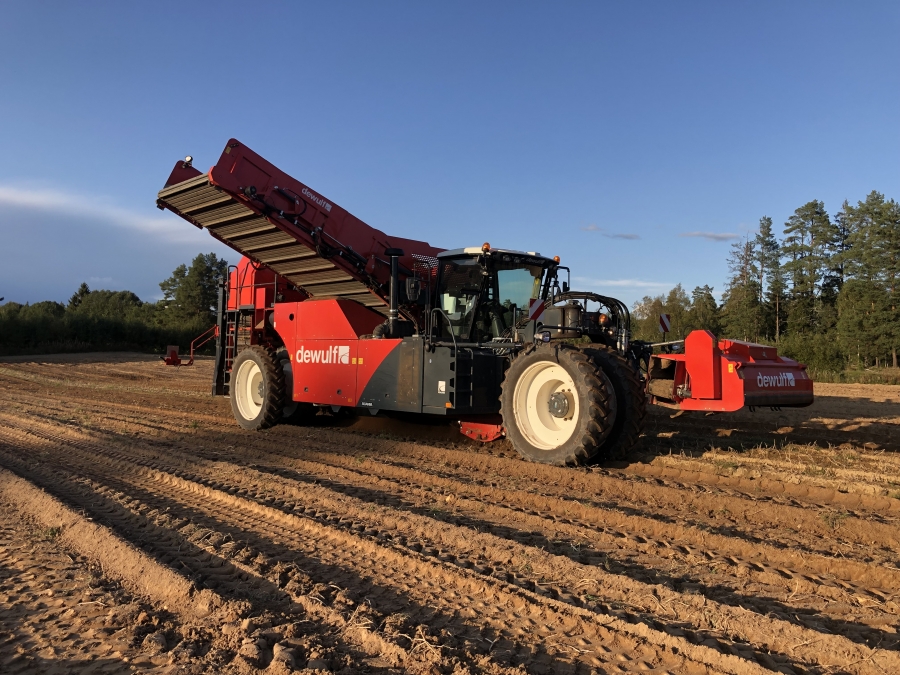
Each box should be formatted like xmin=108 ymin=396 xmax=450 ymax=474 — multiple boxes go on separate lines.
xmin=158 ymin=176 xmax=383 ymax=307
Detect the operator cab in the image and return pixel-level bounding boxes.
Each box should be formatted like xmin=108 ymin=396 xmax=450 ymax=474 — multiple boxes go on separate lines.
xmin=433 ymin=245 xmax=558 ymax=343
xmin=431 ymin=244 xmax=632 ymax=351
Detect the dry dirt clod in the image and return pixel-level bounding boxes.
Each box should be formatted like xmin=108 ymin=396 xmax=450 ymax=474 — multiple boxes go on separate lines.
xmin=168 ymin=640 xmax=196 ymax=663
xmin=142 ymin=630 xmax=167 ymax=653
xmin=239 ymin=637 xmax=264 ymax=663
xmin=306 ymin=657 xmax=330 ymax=671
xmin=272 ymin=641 xmax=297 ymax=669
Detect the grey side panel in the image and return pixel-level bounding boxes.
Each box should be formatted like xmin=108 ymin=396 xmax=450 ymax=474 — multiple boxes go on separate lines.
xmin=423 ymin=346 xmax=504 ymax=414
xmin=422 ymin=347 xmax=454 ymax=410
xmin=358 ymin=338 xmax=424 ymax=413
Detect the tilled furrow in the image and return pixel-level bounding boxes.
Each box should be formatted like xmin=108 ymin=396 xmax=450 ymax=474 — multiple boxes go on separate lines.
xmin=5 ymin=420 xmax=894 ymax=668
xmin=0 ymin=366 xmax=211 ymax=400
xmin=0 ymin=429 xmax=767 ymax=675
xmin=0 ymin=448 xmax=439 ymax=674
xmin=180 ymin=424 xmax=900 ymax=593
xmin=4 ymin=366 xmax=900 ymax=675
xmin=196 ymin=416 xmax=900 ymax=543
xmin=621 ymin=460 xmax=900 ymax=521
xmin=237 ymin=453 xmax=900 ymax=644
xmin=6 ymin=390 xmax=226 ymax=436
xmin=648 ymin=413 xmax=900 ymax=454
xmin=4 ymin=424 xmax=897 ymax=675
xmin=6 ymin=411 xmax=900 ymax=614
xmin=10 ymin=385 xmax=900 ymax=525
xmin=0 ymin=447 xmax=286 ymax=609
xmin=365 ymin=451 xmax=900 ymax=557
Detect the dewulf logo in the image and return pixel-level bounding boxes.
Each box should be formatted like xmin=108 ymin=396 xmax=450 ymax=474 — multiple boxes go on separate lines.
xmin=301 ymin=187 xmax=332 ymax=212
xmin=757 ymin=372 xmax=796 ymax=388
xmin=296 ymin=345 xmax=349 ymax=364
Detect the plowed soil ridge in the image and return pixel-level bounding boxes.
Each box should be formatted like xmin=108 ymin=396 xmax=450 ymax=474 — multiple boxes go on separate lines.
xmin=0 ymin=431 xmax=756 ymax=674
xmin=1 ymin=354 xmax=899 ymax=674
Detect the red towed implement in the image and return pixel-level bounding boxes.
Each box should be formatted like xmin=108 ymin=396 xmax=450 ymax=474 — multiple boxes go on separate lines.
xmin=158 ymin=140 xmax=812 ymax=465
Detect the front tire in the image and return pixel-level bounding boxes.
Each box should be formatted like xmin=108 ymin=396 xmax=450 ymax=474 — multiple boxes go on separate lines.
xmin=230 ymin=346 xmax=285 ymax=430
xmin=500 ymin=345 xmax=617 ymax=466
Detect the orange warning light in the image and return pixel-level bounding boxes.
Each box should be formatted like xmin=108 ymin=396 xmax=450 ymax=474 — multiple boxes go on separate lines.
xmin=553 ymin=256 xmax=560 ymax=263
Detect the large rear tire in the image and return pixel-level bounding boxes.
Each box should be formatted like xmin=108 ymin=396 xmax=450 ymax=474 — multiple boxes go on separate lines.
xmin=585 ymin=346 xmax=647 ymax=460
xmin=500 ymin=344 xmax=617 ymax=466
xmin=230 ymin=346 xmax=285 ymax=430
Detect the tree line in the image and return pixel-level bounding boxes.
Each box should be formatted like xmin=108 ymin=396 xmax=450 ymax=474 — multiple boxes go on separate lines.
xmin=4 ymin=190 xmax=898 ymax=373
xmin=0 ymin=253 xmax=228 ymax=356
xmin=631 ymin=190 xmax=900 ymax=373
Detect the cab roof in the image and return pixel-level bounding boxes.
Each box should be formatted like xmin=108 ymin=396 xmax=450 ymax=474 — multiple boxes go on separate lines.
xmin=437 ymin=247 xmax=554 ymax=264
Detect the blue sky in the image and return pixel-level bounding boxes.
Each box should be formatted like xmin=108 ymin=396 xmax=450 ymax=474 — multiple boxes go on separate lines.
xmin=1 ymin=1 xmax=897 ymax=308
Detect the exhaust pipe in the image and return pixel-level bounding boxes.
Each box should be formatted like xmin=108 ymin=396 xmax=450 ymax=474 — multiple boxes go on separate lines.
xmin=384 ymin=247 xmax=404 ymax=338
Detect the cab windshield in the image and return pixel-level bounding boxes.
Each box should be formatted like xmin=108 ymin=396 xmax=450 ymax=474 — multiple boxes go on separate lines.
xmin=436 ymin=257 xmax=545 ymax=341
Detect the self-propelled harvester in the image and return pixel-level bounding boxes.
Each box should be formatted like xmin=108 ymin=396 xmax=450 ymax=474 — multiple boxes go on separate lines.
xmin=157 ymin=140 xmax=813 ymax=465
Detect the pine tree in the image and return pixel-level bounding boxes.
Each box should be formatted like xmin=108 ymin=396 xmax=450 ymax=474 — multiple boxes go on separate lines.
xmin=721 ymin=236 xmax=761 ymax=341
xmin=68 ymin=282 xmax=91 ymax=309
xmin=754 ymin=216 xmax=782 ymax=341
xmin=160 ymin=253 xmax=229 ymax=319
xmin=841 ymin=192 xmax=900 ymax=367
xmin=664 ymin=284 xmax=692 ymax=339
xmin=631 ymin=294 xmax=667 ymax=342
xmin=782 ymin=200 xmax=839 ymax=334
xmin=688 ymin=285 xmax=720 ymax=335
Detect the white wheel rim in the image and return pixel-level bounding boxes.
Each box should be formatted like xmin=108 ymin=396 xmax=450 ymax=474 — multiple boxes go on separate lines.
xmin=234 ymin=358 xmax=264 ymax=420
xmin=512 ymin=361 xmax=580 ymax=450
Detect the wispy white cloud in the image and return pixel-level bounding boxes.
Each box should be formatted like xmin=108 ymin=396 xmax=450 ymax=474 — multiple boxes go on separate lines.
xmin=87 ymin=276 xmax=115 ymax=284
xmin=678 ymin=231 xmax=740 ymax=242
xmin=574 ymin=276 xmax=674 ymax=290
xmin=580 ymin=224 xmax=641 ymax=240
xmin=0 ymin=184 xmax=202 ymax=244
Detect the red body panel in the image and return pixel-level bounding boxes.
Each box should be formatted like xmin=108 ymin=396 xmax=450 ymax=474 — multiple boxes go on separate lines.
xmin=229 ymin=259 xmax=276 ymax=309
xmin=163 ymin=161 xmax=202 ymax=189
xmin=718 ymin=339 xmax=814 ymax=409
xmin=652 ymin=330 xmax=813 ymax=411
xmin=684 ymin=330 xmax=721 ymax=400
xmin=273 ymin=299 xmax=398 ymax=405
xmin=207 ymin=139 xmax=444 ymax=302
xmin=293 ymin=341 xmax=359 ymax=406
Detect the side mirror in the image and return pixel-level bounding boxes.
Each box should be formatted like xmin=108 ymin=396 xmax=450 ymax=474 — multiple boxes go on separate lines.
xmin=405 ymin=277 xmax=421 ymax=302
xmin=562 ymin=281 xmax=569 ymax=293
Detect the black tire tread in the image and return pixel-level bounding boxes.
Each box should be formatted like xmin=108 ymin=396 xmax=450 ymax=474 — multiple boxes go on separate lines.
xmin=581 ymin=345 xmax=646 ymax=460
xmin=275 ymin=350 xmax=316 ymax=424
xmin=230 ymin=345 xmax=285 ymax=430
xmin=500 ymin=344 xmax=617 ymax=466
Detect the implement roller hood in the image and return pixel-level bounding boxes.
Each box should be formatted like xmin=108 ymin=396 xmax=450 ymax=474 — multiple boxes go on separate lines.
xmin=157 ymin=139 xmax=443 ymax=313
xmin=648 ymin=330 xmax=814 ymax=411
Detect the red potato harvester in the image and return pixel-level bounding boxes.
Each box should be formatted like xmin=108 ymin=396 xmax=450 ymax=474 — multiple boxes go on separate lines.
xmin=156 ymin=140 xmax=813 ymax=466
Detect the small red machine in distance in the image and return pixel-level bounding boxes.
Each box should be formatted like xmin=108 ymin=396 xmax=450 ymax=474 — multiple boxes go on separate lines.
xmin=156 ymin=140 xmax=813 ymax=466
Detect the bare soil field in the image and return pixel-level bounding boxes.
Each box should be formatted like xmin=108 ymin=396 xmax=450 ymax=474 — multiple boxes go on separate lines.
xmin=1 ymin=354 xmax=900 ymax=674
